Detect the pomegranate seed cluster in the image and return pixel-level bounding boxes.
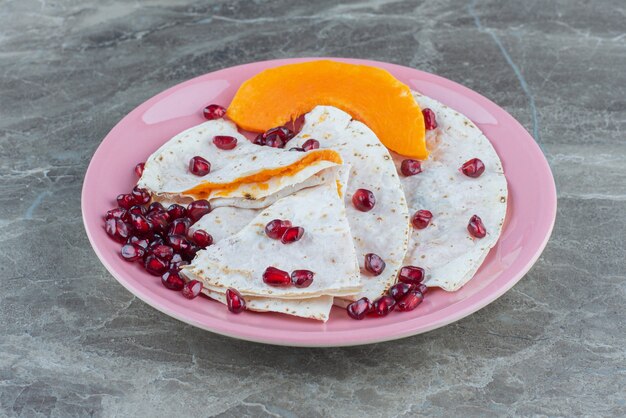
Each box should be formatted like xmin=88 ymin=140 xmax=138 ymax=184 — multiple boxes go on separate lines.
xmin=262 ymin=267 xmax=315 ymax=288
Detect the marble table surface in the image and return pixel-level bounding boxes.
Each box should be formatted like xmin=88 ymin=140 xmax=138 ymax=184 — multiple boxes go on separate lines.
xmin=1 ymin=0 xmax=625 ymax=416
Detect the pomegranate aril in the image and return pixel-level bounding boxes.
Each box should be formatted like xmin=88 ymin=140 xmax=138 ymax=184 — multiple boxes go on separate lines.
xmin=372 ymin=295 xmax=396 ymax=317
xmin=262 ymin=267 xmax=291 ymax=287
xmin=347 ymin=297 xmax=372 ymax=320
xmin=131 ymin=186 xmax=151 ymax=205
xmin=264 ymin=126 xmax=294 ymax=141
xmin=422 ymin=108 xmax=437 ymax=130
xmin=127 ymin=236 xmax=150 ymax=249
xmin=398 ymin=266 xmax=425 ymax=285
xmin=291 ymin=270 xmax=314 ymax=288
xmin=467 ymin=214 xmax=487 ymax=238
xmin=128 ymin=205 xmax=146 ymax=216
xmin=120 ymin=243 xmax=145 ymax=262
xmin=460 ymin=158 xmax=485 ymax=178
xmin=182 ymin=280 xmax=203 ymax=299
xmin=116 ymin=194 xmax=135 ymax=209
xmin=265 ymin=135 xmax=285 ymax=148
xmin=147 ymin=211 xmax=170 ymax=234
xmin=411 ymin=210 xmax=433 ymax=229
xmin=281 ymin=226 xmax=304 ymax=244
xmin=105 ymin=207 xmax=129 ymax=222
xmin=150 ymin=244 xmax=174 ymax=261
xmin=187 ymin=200 xmax=211 ymax=223
xmin=203 ymin=104 xmax=226 ymax=120
xmin=144 ymin=255 xmax=168 ymax=276
xmin=364 ymin=253 xmax=386 ymax=276
xmin=302 ymin=139 xmax=320 ymax=151
xmin=289 ymin=147 xmax=304 ymax=152
xmin=397 ymin=290 xmax=424 ymax=312
xmin=166 ymin=234 xmax=191 ymax=253
xmin=189 ymin=229 xmax=213 ymax=248
xmin=253 ymin=133 xmax=266 ymax=146
xmin=167 ymin=204 xmax=187 ymax=220
xmin=389 ymin=282 xmax=414 ymax=301
xmin=169 ymin=254 xmax=188 ymax=271
xmin=148 ymin=202 xmax=165 ymax=214
xmin=168 ymin=218 xmax=191 ymax=236
xmin=181 ymin=244 xmax=200 ymax=261
xmin=226 ymin=288 xmax=246 ymax=313
xmin=105 ymin=218 xmax=131 ymax=243
xmin=213 ymin=135 xmax=238 ymax=150
xmin=400 ymin=159 xmax=423 ymax=177
xmin=416 ymin=283 xmax=428 ymax=295
xmin=135 ymin=162 xmax=145 ymax=177
xmin=265 ymin=219 xmax=293 ymax=240
xmin=148 ymin=234 xmax=165 ymax=249
xmin=161 ymin=270 xmax=185 ymax=290
xmin=352 ymin=189 xmax=376 ymax=212
xmin=189 ymin=156 xmax=211 ymax=176
xmin=130 ymin=213 xmax=153 ymax=236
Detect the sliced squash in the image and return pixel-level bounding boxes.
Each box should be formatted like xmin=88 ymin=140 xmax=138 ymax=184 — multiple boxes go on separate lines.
xmin=227 ymin=60 xmax=428 ymax=159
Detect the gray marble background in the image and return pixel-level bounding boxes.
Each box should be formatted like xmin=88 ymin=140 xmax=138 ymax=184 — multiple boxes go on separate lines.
xmin=1 ymin=0 xmax=625 ymax=416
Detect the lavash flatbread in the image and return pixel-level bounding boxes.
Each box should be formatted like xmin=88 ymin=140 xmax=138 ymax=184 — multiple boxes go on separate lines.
xmin=183 ymin=166 xmax=362 ymax=299
xmin=138 ymin=118 xmax=340 ymax=204
xmin=396 ymin=92 xmax=508 ymax=291
xmin=290 ymin=106 xmax=410 ymax=303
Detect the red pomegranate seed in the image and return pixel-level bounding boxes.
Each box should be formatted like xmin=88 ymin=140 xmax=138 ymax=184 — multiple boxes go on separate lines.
xmin=189 ymin=229 xmax=213 ymax=248
xmin=389 ymin=282 xmax=414 ymax=301
xmin=289 ymin=147 xmax=304 ymax=152
xmin=148 ymin=202 xmax=165 ymax=214
xmin=144 ymin=255 xmax=168 ymax=276
xmin=135 ymin=162 xmax=145 ymax=177
xmin=346 ymin=298 xmax=372 ymax=320
xmin=181 ymin=244 xmax=200 ymax=262
xmin=182 ymin=280 xmax=203 ymax=299
xmin=116 ymin=194 xmax=135 ymax=209
xmin=411 ymin=210 xmax=433 ymax=229
xmin=146 ymin=211 xmax=169 ymax=234
xmin=291 ymin=270 xmax=314 ymax=288
xmin=131 ymin=186 xmax=151 ymax=205
xmin=213 ymin=135 xmax=238 ymax=150
xmin=352 ymin=189 xmax=376 ymax=212
xmin=397 ymin=290 xmax=424 ymax=312
xmin=265 ymin=135 xmax=285 ymax=148
xmin=161 ymin=270 xmax=185 ymax=290
xmin=226 ymin=288 xmax=246 ymax=313
xmin=150 ymin=244 xmax=174 ymax=261
xmin=253 ymin=133 xmax=266 ymax=146
xmin=203 ymin=104 xmax=226 ymax=120
xmin=167 ymin=204 xmax=187 ymax=220
xmin=189 ymin=156 xmax=211 ymax=176
xmin=302 ymin=139 xmax=320 ymax=151
xmin=128 ymin=205 xmax=146 ymax=216
xmin=372 ymin=295 xmax=396 ymax=317
xmin=422 ymin=108 xmax=437 ymax=130
xmin=120 ymin=243 xmax=145 ymax=262
xmin=166 ymin=234 xmax=191 ymax=253
xmin=460 ymin=158 xmax=485 ymax=178
xmin=168 ymin=218 xmax=191 ymax=236
xmin=400 ymin=159 xmax=423 ymax=176
xmin=105 ymin=207 xmax=130 ymax=222
xmin=467 ymin=214 xmax=487 ymax=238
xmin=130 ymin=213 xmax=153 ymax=236
xmin=281 ymin=226 xmax=304 ymax=244
xmin=264 ymin=126 xmax=294 ymax=141
xmin=398 ymin=266 xmax=425 ymax=285
xmin=105 ymin=218 xmax=131 ymax=243
xmin=262 ymin=267 xmax=291 ymax=287
xmin=265 ymin=219 xmax=293 ymax=240
xmin=169 ymin=254 xmax=188 ymax=271
xmin=127 ymin=235 xmax=150 ymax=249
xmin=148 ymin=234 xmax=165 ymax=249
xmin=416 ymin=283 xmax=428 ymax=295
xmin=187 ymin=200 xmax=211 ymax=223
xmin=364 ymin=253 xmax=386 ymax=276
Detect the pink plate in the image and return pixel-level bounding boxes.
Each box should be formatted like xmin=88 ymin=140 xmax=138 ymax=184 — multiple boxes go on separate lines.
xmin=82 ymin=58 xmax=556 ymax=347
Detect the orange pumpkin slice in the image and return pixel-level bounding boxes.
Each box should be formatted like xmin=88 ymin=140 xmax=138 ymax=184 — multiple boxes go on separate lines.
xmin=227 ymin=60 xmax=428 ymax=159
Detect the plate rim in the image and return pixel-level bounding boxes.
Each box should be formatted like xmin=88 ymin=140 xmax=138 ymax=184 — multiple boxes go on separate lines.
xmin=82 ymin=57 xmax=557 ymax=347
